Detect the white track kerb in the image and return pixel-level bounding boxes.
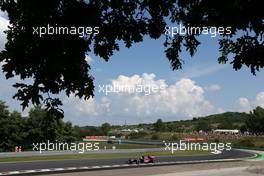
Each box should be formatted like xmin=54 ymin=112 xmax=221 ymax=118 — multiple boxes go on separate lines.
xmin=0 ymin=158 xmax=244 ymax=175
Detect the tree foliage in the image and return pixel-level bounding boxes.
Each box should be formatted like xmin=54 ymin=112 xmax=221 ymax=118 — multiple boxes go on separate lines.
xmin=195 ymin=120 xmax=211 ymax=132
xmin=154 ymin=118 xmax=165 ymax=132
xmin=101 ymin=122 xmax=111 ymax=135
xmin=246 ymin=106 xmax=264 ymax=133
xmin=0 ymin=100 xmax=77 ymax=152
xmin=0 ymin=0 xmax=263 ymax=114
xmin=123 ymin=112 xmax=250 ymax=132
xmin=76 ymin=126 xmax=104 ymax=136
xmin=0 ymin=101 xmax=26 ymax=151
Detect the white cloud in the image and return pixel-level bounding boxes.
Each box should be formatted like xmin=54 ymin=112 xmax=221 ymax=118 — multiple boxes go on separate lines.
xmin=238 ymin=97 xmax=252 ymax=112
xmin=0 ymin=11 xmax=8 ymax=19
xmin=63 ymin=73 xmax=217 ymax=124
xmin=255 ymin=92 xmax=264 ymax=107
xmin=63 ymin=94 xmax=110 ymax=117
xmin=204 ymin=84 xmax=221 ymax=92
xmin=0 ymin=11 xmax=9 ymax=51
xmin=238 ymin=92 xmax=264 ymax=112
xmin=85 ymin=55 xmax=93 ymax=64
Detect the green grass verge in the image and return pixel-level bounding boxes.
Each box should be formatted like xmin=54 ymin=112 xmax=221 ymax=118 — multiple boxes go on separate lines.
xmin=0 ymin=150 xmax=210 ymax=163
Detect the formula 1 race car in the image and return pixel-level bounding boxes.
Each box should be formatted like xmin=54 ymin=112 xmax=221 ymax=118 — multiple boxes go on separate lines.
xmin=128 ymin=155 xmax=155 ymax=164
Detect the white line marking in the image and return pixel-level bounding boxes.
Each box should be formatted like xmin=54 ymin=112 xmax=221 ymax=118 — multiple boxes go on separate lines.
xmin=79 ymin=166 xmax=89 ymax=169
xmin=66 ymin=167 xmax=77 ymax=170
xmin=101 ymin=165 xmax=111 ymax=168
xmin=7 ymin=171 xmax=20 ymax=174
xmin=39 ymin=169 xmax=51 ymax=172
xmin=24 ymin=170 xmax=36 ymax=173
xmin=111 ymin=165 xmax=121 ymax=167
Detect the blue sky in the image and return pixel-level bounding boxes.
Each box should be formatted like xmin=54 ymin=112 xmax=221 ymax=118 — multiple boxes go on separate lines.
xmin=1 ymin=11 xmax=264 ymax=126
xmin=90 ymin=35 xmax=264 ymax=101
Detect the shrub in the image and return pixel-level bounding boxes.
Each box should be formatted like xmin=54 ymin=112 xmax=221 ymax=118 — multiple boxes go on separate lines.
xmin=234 ymin=138 xmax=255 ymax=147
xmin=151 ymin=134 xmax=159 ymax=140
xmin=258 ymin=144 xmax=264 ymax=149
xmin=170 ymin=134 xmax=179 ymax=141
xmin=212 ymin=138 xmax=220 ymax=143
xmin=129 ymin=131 xmax=148 ymax=139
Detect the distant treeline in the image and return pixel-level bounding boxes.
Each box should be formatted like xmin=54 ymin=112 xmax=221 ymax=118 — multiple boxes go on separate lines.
xmin=1 ymin=99 xmax=264 ymax=152
xmin=131 ymin=107 xmax=264 ymax=134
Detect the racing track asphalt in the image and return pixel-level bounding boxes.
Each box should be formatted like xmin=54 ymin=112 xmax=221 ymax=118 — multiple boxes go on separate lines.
xmin=0 ymin=149 xmax=254 ymax=173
